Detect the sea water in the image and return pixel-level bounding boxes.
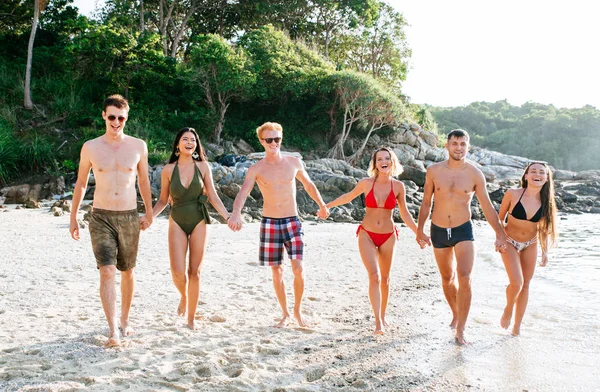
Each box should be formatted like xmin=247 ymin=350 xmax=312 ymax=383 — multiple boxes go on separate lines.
xmin=437 ymin=213 xmax=600 ymax=391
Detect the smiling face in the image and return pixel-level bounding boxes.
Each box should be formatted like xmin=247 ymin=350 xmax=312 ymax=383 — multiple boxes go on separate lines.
xmin=259 ymin=129 xmax=282 ymax=154
xmin=523 ymin=163 xmax=549 ymax=188
xmin=102 ymin=105 xmax=128 ymax=138
xmin=177 ymin=131 xmax=197 ymax=157
xmin=375 ymin=150 xmax=393 ymax=173
xmin=446 ymin=136 xmax=469 ymax=161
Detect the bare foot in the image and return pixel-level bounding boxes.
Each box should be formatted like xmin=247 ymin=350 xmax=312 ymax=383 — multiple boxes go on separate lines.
xmin=119 ymin=321 xmax=135 ymax=337
xmin=177 ymin=296 xmax=187 ymax=317
xmin=294 ymin=311 xmax=311 ymax=328
xmin=104 ymin=334 xmax=121 ymax=348
xmin=274 ymin=314 xmax=291 ymax=328
xmin=186 ymin=321 xmax=197 ymax=330
xmin=382 ymin=317 xmax=390 ymax=328
xmin=511 ymin=326 xmax=521 ymax=336
xmin=450 ymin=315 xmax=458 ymax=329
xmin=454 ymin=331 xmax=470 ymax=346
xmin=500 ymin=307 xmax=513 ymax=329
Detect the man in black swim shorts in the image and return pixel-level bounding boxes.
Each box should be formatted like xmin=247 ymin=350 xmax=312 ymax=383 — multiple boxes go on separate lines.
xmin=416 ymin=129 xmax=506 ymax=345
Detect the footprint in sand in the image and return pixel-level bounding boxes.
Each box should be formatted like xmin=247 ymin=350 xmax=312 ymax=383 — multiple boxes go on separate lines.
xmin=209 ymin=315 xmax=226 ymax=323
xmin=305 ymin=367 xmax=325 ymax=382
xmin=223 ymin=364 xmax=244 ymax=378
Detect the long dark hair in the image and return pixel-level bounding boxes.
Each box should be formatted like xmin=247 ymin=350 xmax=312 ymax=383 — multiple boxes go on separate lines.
xmin=521 ymin=161 xmax=557 ymax=252
xmin=168 ymin=127 xmax=207 ymax=164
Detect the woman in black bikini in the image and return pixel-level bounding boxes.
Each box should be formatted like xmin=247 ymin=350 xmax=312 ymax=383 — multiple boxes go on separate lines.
xmin=151 ymin=128 xmax=230 ymax=329
xmin=497 ymin=161 xmax=557 ymax=335
xmin=326 ymin=147 xmax=420 ymax=334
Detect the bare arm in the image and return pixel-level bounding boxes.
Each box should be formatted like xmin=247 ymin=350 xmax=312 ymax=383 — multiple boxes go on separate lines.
xmin=326 ymin=179 xmax=366 ymax=209
xmin=137 ymin=141 xmax=154 ymax=230
xmin=497 ymin=189 xmax=513 ymax=226
xmin=474 ymin=170 xmax=505 ymax=239
xmin=395 ymin=181 xmax=419 ymax=235
xmin=416 ymin=168 xmax=434 ymax=246
xmin=228 ymin=165 xmax=258 ymax=231
xmin=151 ymin=165 xmax=172 ymax=218
xmin=295 ymin=161 xmax=329 ymax=219
xmin=200 ymin=162 xmax=230 ymax=221
xmin=69 ymin=143 xmax=92 ymax=240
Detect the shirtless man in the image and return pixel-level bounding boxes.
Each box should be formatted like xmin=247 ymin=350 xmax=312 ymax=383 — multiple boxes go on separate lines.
xmin=69 ymin=94 xmax=153 ymax=347
xmin=416 ymin=129 xmax=506 ymax=345
xmin=228 ymin=122 xmax=329 ymax=328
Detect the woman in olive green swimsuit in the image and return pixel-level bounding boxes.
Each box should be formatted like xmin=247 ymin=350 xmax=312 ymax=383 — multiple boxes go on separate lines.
xmin=150 ymin=128 xmax=230 ymax=329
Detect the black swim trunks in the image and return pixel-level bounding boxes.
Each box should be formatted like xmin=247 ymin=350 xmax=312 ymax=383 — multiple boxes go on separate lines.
xmin=430 ymin=220 xmax=474 ymax=248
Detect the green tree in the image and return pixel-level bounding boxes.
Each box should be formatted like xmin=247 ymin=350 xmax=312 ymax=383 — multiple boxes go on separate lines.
xmin=187 ymin=34 xmax=255 ymax=144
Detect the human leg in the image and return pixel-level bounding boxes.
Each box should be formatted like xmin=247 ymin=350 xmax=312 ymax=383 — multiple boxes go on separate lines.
xmin=357 ymin=229 xmax=384 ymax=334
xmin=433 ymin=247 xmax=458 ymax=328
xmin=453 ymin=241 xmax=475 ymax=345
xmin=271 ymin=265 xmax=291 ymax=327
xmin=169 ymin=219 xmax=191 ymax=317
xmin=290 ymin=259 xmax=308 ymax=327
xmin=512 ymin=244 xmax=538 ymax=335
xmin=187 ymin=222 xmax=208 ymax=329
xmin=99 ymin=265 xmax=120 ymax=347
xmin=500 ymin=246 xmax=523 ymax=329
xmin=377 ymin=234 xmax=396 ymax=327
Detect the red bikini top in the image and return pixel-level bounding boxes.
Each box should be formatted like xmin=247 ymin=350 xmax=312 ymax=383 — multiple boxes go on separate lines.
xmin=365 ymin=180 xmax=396 ymax=209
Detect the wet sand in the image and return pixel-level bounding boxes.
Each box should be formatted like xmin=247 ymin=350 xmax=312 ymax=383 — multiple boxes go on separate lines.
xmin=0 ymin=207 xmax=598 ymax=391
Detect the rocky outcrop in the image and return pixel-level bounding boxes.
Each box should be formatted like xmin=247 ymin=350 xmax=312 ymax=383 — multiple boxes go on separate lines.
xmin=2 ymin=125 xmax=599 ymax=220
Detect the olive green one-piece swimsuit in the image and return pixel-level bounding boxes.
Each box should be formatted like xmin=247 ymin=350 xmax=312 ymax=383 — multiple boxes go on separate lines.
xmin=169 ymin=162 xmax=212 ymax=235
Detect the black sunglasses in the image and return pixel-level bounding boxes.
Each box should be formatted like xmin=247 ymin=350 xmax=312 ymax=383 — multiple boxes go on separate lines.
xmin=107 ymin=115 xmax=127 ymax=122
xmin=261 ymin=137 xmax=281 ymax=144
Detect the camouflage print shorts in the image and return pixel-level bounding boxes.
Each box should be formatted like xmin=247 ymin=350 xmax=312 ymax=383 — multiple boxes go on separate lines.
xmin=89 ymin=208 xmax=140 ymax=271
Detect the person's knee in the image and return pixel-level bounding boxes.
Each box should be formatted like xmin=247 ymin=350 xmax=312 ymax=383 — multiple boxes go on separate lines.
xmin=440 ymin=272 xmax=456 ymax=286
xmin=171 ymin=268 xmax=187 ymax=282
xmin=99 ymin=265 xmax=117 ymax=280
xmin=291 ymin=263 xmax=303 ymax=278
xmin=368 ymin=271 xmax=380 ymax=285
xmin=381 ymin=274 xmax=390 ymax=287
xmin=510 ymin=276 xmax=524 ymax=290
xmin=457 ymin=274 xmax=471 ymax=288
xmin=272 ymin=265 xmax=284 ymax=280
xmin=188 ymin=267 xmax=200 ymax=280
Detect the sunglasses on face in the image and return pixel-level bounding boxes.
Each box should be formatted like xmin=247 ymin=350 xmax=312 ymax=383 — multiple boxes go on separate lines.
xmin=261 ymin=137 xmax=281 ymax=144
xmin=107 ymin=115 xmax=127 ymax=122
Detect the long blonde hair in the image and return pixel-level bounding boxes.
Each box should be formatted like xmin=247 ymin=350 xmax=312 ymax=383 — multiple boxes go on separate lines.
xmin=521 ymin=162 xmax=558 ymax=253
xmin=367 ymin=147 xmax=403 ymax=178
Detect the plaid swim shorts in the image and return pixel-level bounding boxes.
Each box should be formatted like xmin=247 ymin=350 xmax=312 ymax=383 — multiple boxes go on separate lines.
xmin=259 ymin=216 xmax=304 ymax=266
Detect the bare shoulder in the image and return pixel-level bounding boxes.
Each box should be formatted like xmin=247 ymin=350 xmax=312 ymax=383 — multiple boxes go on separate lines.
xmin=426 ymin=162 xmax=444 ymax=178
xmin=195 ymin=160 xmax=210 ymax=170
xmin=162 ymin=162 xmax=176 ymax=175
xmin=357 ymin=177 xmax=373 ymax=191
xmin=286 ymin=155 xmax=303 ymax=169
xmin=391 ymin=178 xmax=406 ymax=192
xmin=125 ymin=135 xmax=147 ymax=149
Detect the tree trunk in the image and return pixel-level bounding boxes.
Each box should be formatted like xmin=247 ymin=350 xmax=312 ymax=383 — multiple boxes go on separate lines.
xmin=214 ymin=93 xmax=229 ymax=145
xmin=347 ymin=122 xmax=385 ymax=166
xmin=24 ymin=0 xmax=41 ymax=110
xmin=140 ymin=0 xmax=145 ymax=32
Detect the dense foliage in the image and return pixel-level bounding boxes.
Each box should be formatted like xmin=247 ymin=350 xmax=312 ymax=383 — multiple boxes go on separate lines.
xmin=431 ymin=101 xmax=600 ymax=171
xmin=0 ymin=0 xmax=422 ymax=186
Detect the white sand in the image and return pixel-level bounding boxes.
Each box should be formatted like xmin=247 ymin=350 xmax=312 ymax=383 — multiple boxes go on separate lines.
xmin=0 ymin=207 xmax=598 ymax=391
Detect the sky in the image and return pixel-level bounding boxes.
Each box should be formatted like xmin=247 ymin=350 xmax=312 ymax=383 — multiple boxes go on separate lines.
xmin=72 ymin=0 xmax=599 ymax=109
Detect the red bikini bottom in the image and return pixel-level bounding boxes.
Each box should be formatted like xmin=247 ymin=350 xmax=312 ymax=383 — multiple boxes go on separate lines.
xmin=356 ymin=225 xmax=399 ymax=247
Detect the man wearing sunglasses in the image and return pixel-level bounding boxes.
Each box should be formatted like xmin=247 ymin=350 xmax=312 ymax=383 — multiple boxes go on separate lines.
xmin=69 ymin=94 xmax=153 ymax=348
xmin=228 ymin=122 xmax=329 ymax=328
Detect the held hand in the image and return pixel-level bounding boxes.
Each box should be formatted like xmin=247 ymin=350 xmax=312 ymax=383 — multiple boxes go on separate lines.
xmin=540 ymin=253 xmax=548 ymax=267
xmin=317 ymin=205 xmax=329 ymax=220
xmin=140 ymin=214 xmax=152 ymax=231
xmin=228 ymin=213 xmax=243 ymax=232
xmin=416 ymin=231 xmax=431 ymax=249
xmin=494 ymin=237 xmax=507 ymax=253
xmin=70 ymin=220 xmax=80 ymax=240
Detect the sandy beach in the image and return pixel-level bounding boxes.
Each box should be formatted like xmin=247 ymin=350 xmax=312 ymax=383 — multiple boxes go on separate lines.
xmin=1 ymin=207 xmax=598 ymax=391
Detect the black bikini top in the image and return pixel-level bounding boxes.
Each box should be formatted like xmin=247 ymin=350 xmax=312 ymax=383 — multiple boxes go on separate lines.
xmin=509 ymin=189 xmax=543 ymax=223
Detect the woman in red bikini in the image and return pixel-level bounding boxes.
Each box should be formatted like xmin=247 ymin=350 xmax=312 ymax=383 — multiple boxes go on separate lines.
xmin=497 ymin=161 xmax=557 ymax=335
xmin=326 ymin=147 xmax=420 ymax=334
